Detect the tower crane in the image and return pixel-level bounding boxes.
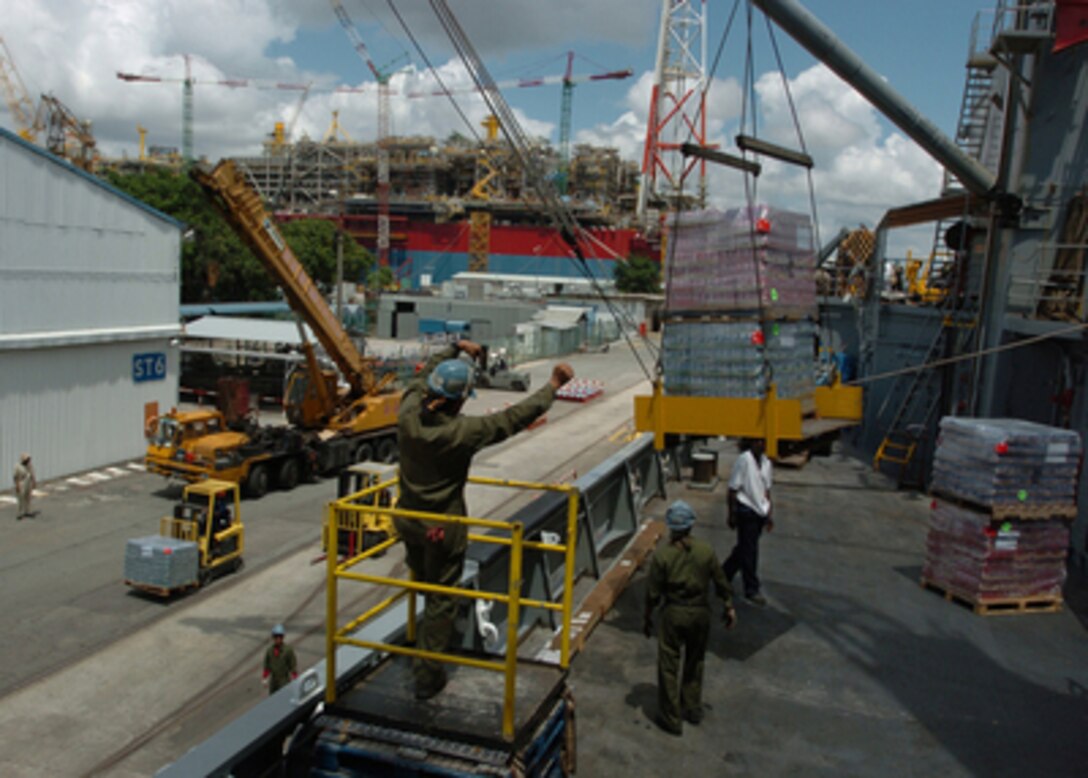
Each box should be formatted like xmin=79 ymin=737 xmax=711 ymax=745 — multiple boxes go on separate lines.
xmin=330 ymin=0 xmax=402 ymax=269
xmin=0 ymin=35 xmax=37 ymax=141
xmin=1 ymin=36 xmax=96 ymax=169
xmin=555 ymin=51 xmax=633 ymax=195
xmin=117 ymin=60 xmax=369 ymax=166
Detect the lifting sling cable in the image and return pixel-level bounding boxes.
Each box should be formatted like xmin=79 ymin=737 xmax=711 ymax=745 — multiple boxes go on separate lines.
xmin=426 ymin=0 xmax=656 ymax=381
xmin=739 ymin=1 xmax=775 ymax=393
xmin=389 ymin=0 xmax=656 ymax=365
xmin=381 ymin=2 xmax=518 ymax=202
xmin=658 ymin=0 xmax=746 ymax=379
xmin=762 ymin=10 xmax=826 ymax=360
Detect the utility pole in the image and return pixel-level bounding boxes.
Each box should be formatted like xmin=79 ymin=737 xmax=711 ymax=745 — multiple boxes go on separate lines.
xmin=335 ymin=188 xmax=345 ymax=323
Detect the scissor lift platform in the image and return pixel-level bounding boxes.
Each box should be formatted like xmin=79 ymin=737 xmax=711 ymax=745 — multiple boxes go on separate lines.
xmin=312 ymin=654 xmax=572 ymax=776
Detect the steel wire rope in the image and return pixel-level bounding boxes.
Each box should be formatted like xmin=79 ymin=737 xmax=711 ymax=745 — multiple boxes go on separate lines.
xmin=763 ymin=13 xmax=827 ymax=362
xmin=847 ymin=319 xmax=1088 ymax=386
xmin=737 ymin=0 xmax=777 ymax=396
xmin=386 ymin=0 xmax=657 ymax=367
xmin=421 ymin=0 xmax=657 ymax=380
xmin=654 ymin=0 xmax=745 ymax=385
xmin=381 ymin=1 xmax=523 ymax=192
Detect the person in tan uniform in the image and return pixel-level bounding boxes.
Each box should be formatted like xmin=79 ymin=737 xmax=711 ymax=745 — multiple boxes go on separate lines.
xmin=13 ymin=453 xmax=36 ymax=520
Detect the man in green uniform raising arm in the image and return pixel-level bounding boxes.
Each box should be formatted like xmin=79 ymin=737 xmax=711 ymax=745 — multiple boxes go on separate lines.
xmin=396 ymin=338 xmax=574 ymax=700
xmin=644 ymin=500 xmax=736 ymax=735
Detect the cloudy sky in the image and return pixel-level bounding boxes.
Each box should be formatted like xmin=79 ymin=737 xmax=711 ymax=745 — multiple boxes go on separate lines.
xmin=2 ymin=0 xmax=989 ymax=255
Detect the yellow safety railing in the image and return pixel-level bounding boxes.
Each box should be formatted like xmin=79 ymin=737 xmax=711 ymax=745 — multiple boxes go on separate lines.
xmin=324 ymin=474 xmax=580 ymax=742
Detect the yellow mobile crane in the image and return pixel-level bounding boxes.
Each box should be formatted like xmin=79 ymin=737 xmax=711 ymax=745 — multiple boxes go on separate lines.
xmin=145 ymin=160 xmax=402 ymax=497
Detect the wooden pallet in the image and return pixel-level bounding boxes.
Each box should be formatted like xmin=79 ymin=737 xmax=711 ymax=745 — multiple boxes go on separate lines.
xmin=125 ymin=579 xmax=199 ymax=598
xmin=930 ymin=490 xmax=1077 ymax=522
xmin=920 ymin=578 xmax=1063 ymax=616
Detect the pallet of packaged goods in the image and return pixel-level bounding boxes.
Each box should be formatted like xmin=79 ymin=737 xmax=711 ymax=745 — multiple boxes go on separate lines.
xmin=665 ymin=206 xmax=816 ymax=321
xmin=921 ymin=417 xmax=1079 ymax=615
xmin=921 ymin=498 xmax=1069 ymax=611
xmin=929 ymin=417 xmax=1081 ymax=515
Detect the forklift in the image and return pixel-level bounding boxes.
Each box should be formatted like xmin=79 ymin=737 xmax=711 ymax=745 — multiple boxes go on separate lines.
xmin=125 ymin=479 xmax=245 ymax=597
xmin=326 ymin=462 xmax=399 ymax=557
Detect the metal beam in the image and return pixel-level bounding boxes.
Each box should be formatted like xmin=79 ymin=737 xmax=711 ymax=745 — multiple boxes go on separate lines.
xmin=680 ymin=143 xmax=761 ymax=176
xmin=736 ymin=134 xmax=813 ymax=168
xmin=751 ymin=0 xmax=997 ymax=199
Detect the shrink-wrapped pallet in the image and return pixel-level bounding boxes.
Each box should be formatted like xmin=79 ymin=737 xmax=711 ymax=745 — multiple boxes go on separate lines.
xmin=665 ymin=206 xmax=816 ymax=319
xmin=922 ymin=499 xmax=1069 ymax=600
xmin=125 ymin=535 xmax=199 ymax=591
xmin=661 ymin=319 xmax=815 ymax=399
xmin=931 ymin=417 xmax=1081 ymax=510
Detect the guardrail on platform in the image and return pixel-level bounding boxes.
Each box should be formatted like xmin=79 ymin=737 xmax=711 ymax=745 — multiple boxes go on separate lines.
xmin=155 ymin=433 xmax=664 ymax=777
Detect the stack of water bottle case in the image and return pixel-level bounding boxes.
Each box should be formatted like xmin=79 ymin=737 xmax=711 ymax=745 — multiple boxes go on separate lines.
xmin=923 ymin=417 xmax=1080 ymax=612
xmin=662 ymin=206 xmax=817 ymax=399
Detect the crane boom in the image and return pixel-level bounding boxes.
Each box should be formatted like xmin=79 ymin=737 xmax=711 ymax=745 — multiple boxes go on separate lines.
xmin=192 ymin=159 xmax=374 ymax=396
xmin=0 ymin=35 xmax=39 ymax=141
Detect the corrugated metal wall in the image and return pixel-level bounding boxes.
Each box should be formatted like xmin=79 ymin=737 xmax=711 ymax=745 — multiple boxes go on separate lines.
xmin=0 ymin=342 xmax=178 ymax=480
xmin=0 ymin=130 xmax=181 ymax=481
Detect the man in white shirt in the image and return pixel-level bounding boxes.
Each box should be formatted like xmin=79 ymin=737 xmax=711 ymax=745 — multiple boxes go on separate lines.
xmin=722 ymin=438 xmax=773 ymax=605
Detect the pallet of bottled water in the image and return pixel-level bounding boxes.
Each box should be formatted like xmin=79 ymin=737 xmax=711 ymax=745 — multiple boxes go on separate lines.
xmin=930 ymin=417 xmax=1081 ymax=517
xmin=662 ymin=319 xmax=816 ymax=399
xmin=665 ymin=206 xmax=816 ymax=319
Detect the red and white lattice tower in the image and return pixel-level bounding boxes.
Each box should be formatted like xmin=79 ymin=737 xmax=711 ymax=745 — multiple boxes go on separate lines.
xmin=638 ymin=0 xmax=709 ymax=222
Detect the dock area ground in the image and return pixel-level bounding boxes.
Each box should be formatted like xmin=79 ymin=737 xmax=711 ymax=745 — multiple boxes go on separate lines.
xmin=571 ymin=441 xmax=1088 ymax=776
xmin=0 ymin=336 xmax=1085 ymax=775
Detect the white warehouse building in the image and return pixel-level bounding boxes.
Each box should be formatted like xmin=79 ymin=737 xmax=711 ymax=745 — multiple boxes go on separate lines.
xmin=0 ymin=128 xmax=182 ymax=482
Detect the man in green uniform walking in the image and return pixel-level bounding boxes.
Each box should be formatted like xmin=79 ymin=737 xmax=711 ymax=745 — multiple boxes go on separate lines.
xmin=396 ymin=338 xmax=574 ymax=700
xmin=644 ymin=500 xmax=736 ymax=734
xmin=262 ymin=624 xmax=297 ymax=695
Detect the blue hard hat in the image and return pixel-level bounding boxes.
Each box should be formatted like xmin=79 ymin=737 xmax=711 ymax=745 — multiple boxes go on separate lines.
xmin=665 ymin=500 xmax=696 ymax=531
xmin=427 ymin=358 xmax=476 ymax=400
xmin=272 ymin=624 xmax=285 ymax=637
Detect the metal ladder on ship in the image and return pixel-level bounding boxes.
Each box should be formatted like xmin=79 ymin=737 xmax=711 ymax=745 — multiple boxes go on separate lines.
xmin=926 ymin=38 xmax=998 ymax=293
xmin=872 ymin=46 xmax=996 ymax=485
xmin=871 ymin=306 xmax=978 ymax=486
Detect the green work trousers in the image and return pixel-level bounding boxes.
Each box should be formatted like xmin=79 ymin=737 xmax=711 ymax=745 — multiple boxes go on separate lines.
xmin=397 ymin=520 xmax=466 ymax=693
xmin=657 ymin=603 xmax=710 ymax=731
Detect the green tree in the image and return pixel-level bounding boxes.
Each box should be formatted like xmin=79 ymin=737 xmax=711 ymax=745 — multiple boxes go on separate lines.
xmin=614 ymin=254 xmax=661 ymax=294
xmin=103 ymin=168 xmax=373 ymax=302
xmin=280 ymin=219 xmax=372 ymax=294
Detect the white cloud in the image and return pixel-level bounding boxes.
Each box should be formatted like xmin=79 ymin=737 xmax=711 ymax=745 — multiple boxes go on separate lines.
xmin=1 ymin=4 xmax=945 ymax=256
xmin=712 ymin=65 xmax=942 ymax=257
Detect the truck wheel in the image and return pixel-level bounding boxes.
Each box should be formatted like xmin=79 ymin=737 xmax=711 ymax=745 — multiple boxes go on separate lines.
xmin=513 ymin=380 xmax=527 ymax=392
xmin=277 ymin=458 xmax=300 ymax=491
xmin=316 ymin=446 xmax=336 ymax=476
xmin=246 ymin=464 xmax=269 ymax=499
xmin=353 ymin=441 xmax=374 ymax=463
xmin=377 ymin=438 xmax=398 ymax=463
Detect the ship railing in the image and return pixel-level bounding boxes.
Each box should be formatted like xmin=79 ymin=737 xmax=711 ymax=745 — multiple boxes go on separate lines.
xmin=324 ymin=474 xmax=580 ymax=742
xmin=969 ymin=3 xmax=1055 ymax=63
